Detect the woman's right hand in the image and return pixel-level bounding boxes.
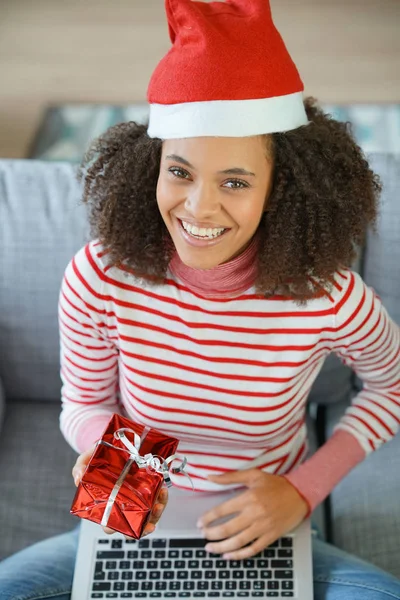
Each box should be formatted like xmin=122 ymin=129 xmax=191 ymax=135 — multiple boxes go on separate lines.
xmin=71 ymin=445 xmax=169 ymax=538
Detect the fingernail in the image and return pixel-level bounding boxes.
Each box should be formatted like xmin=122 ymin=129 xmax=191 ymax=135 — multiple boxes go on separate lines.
xmin=223 ymin=553 xmax=232 ymax=559
xmin=205 ymin=544 xmax=213 ymax=552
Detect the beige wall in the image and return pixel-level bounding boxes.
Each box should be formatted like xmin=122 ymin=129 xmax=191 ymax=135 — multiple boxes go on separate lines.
xmin=1 ymin=0 xmax=399 ymax=158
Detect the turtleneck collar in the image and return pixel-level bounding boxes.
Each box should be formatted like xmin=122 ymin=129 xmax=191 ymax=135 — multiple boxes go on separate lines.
xmin=168 ymin=234 xmax=259 ymax=298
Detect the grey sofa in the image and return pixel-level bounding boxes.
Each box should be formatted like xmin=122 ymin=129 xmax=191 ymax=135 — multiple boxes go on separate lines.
xmin=0 ymin=156 xmax=399 ymax=578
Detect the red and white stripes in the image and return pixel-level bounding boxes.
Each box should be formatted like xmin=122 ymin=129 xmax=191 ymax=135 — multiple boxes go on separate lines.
xmin=59 ymin=241 xmax=400 ymax=494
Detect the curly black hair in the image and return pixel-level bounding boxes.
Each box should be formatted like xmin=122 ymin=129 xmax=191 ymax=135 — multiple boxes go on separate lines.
xmin=79 ymin=97 xmax=381 ymax=304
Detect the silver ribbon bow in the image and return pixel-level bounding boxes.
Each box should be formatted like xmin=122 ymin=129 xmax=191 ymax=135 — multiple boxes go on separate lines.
xmin=100 ymin=426 xmax=191 ymax=528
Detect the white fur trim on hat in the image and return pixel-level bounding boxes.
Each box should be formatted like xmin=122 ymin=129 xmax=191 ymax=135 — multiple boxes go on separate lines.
xmin=147 ymin=92 xmax=308 ymax=139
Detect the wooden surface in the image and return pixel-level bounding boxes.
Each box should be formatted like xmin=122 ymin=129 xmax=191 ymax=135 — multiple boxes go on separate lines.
xmin=0 ymin=0 xmax=399 ymax=158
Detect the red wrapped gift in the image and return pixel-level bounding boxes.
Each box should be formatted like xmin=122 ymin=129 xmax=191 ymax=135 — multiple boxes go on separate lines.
xmin=70 ymin=414 xmax=182 ymax=538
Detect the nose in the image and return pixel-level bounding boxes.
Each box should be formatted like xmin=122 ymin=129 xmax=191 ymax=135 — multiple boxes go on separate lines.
xmin=184 ymin=182 xmax=220 ymax=220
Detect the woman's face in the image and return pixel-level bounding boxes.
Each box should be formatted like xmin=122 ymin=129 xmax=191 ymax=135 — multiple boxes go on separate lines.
xmin=157 ymin=135 xmax=274 ymax=270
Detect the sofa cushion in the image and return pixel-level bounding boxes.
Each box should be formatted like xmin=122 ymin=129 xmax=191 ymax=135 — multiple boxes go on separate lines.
xmin=0 ymin=401 xmax=78 ymax=560
xmin=326 ymin=398 xmax=400 ymax=579
xmin=0 ymin=160 xmax=89 ymax=401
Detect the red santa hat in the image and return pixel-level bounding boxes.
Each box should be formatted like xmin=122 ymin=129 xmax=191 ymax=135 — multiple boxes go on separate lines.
xmin=147 ymin=0 xmax=308 ymax=139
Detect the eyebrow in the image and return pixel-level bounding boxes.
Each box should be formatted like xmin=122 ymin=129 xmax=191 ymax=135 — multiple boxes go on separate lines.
xmin=165 ymin=154 xmax=256 ymax=177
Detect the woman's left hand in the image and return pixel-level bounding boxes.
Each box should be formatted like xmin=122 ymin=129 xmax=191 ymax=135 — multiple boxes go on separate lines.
xmin=197 ymin=469 xmax=309 ymax=560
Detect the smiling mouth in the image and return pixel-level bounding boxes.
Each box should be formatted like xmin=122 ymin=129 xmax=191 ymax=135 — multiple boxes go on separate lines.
xmin=179 ymin=219 xmax=229 ymax=239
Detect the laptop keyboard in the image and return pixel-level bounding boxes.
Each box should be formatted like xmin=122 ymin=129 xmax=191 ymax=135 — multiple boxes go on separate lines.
xmin=90 ymin=536 xmax=295 ymax=599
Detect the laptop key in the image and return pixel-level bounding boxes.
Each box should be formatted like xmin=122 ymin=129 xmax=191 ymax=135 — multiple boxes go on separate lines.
xmin=152 ymin=539 xmax=167 ymax=548
xmin=183 ymin=581 xmax=195 ymax=590
xmin=155 ymin=582 xmax=167 ymax=591
xmin=105 ymin=594 xmax=117 ymax=598
xmin=139 ymin=539 xmax=150 ymax=549
xmin=94 ymin=572 xmax=106 ymax=581
xmin=228 ymin=560 xmax=241 ymax=568
xmin=247 ymin=570 xmax=257 ymax=579
xmin=237 ymin=594 xmax=249 ymax=597
xmin=168 ymin=550 xmax=179 ymax=558
xmin=202 ymin=560 xmax=213 ymax=569
xmin=133 ymin=561 xmax=145 ymax=569
xmin=281 ymin=537 xmax=293 ymax=547
xmin=97 ymin=551 xmax=124 ymax=560
xmin=278 ymin=549 xmax=293 ymax=558
xmin=239 ymin=582 xmax=251 ymax=590
xmin=122 ymin=571 xmax=134 ymax=580
xmin=105 ymin=561 xmax=117 ymax=570
xmin=204 ymin=570 xmax=217 ymax=579
xmin=121 ymin=595 xmax=133 ymax=599
xmin=150 ymin=595 xmax=162 ymax=598
xmin=135 ymin=572 xmax=147 ymax=580
xmin=155 ymin=550 xmax=166 ymax=559
xmin=149 ymin=572 xmax=161 ymax=580
xmin=282 ymin=581 xmax=294 ymax=590
xmin=170 ymin=539 xmax=206 ymax=548
xmin=253 ymin=582 xmax=265 ymax=590
xmin=195 ymin=550 xmax=207 ymax=558
xmin=218 ymin=571 xmax=230 ymax=579
xmin=113 ymin=582 xmax=125 ymax=591
xmin=256 ymin=559 xmax=268 ymax=568
xmin=275 ymin=570 xmax=293 ymax=579
xmin=197 ymin=582 xmax=209 ymax=590
xmin=193 ymin=594 xmax=206 ymax=598
xmin=267 ymin=582 xmax=279 ymax=590
xmin=95 ymin=561 xmax=103 ymax=572
xmin=178 ymin=594 xmax=190 ymax=598
xmin=177 ymin=571 xmax=189 ymax=580
xmin=91 ymin=595 xmax=104 ymax=598
xmin=216 ymin=559 xmax=227 ymax=569
xmin=135 ymin=594 xmax=148 ymax=598
xmin=165 ymin=594 xmax=177 ymax=598
xmin=142 ymin=582 xmax=154 ymax=591
xmin=111 ymin=540 xmax=122 ymax=549
xmin=182 ymin=550 xmax=193 ymax=558
xmin=107 ymin=572 xmax=119 ymax=581
xmin=163 ymin=571 xmax=175 ymax=580
xmin=251 ymin=594 xmax=263 ymax=598
xmin=266 ymin=594 xmax=279 ymax=598
xmin=191 ymin=571 xmax=202 ymax=580
xmin=260 ymin=570 xmax=272 ymax=579
xmin=160 ymin=560 xmax=172 ymax=569
xmin=169 ymin=582 xmax=181 ymax=591
xmin=93 ymin=583 xmax=111 ymax=591
xmin=127 ymin=582 xmax=139 ymax=590
xmin=263 ymin=549 xmax=276 ymax=558
xmin=225 ymin=582 xmax=237 ymax=591
xmin=271 ymin=560 xmax=293 ymax=569
xmin=208 ymin=594 xmax=220 ymax=597
xmin=232 ymin=570 xmax=244 ymax=579
xmin=175 ymin=560 xmax=185 ymax=569
xmin=142 ymin=551 xmax=152 ymax=559
xmin=98 ymin=539 xmax=110 ymax=544
xmin=281 ymin=593 xmax=294 ymax=597
xmin=243 ymin=559 xmax=254 ymax=568
xmin=119 ymin=560 xmax=131 ymax=569
xmin=127 ymin=550 xmax=138 ymax=559
xmin=211 ymin=581 xmax=223 ymax=590
xmin=148 ymin=560 xmax=158 ymax=569
xmin=222 ymin=594 xmax=234 ymax=597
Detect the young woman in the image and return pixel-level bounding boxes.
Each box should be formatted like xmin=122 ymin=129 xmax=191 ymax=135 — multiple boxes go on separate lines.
xmin=0 ymin=1 xmax=399 ymax=599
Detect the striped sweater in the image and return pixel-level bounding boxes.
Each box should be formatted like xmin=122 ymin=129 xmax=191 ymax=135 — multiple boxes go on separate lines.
xmin=59 ymin=241 xmax=400 ymax=509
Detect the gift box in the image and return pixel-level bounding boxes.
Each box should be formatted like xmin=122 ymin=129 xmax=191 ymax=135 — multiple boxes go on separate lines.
xmin=70 ymin=414 xmax=180 ymax=538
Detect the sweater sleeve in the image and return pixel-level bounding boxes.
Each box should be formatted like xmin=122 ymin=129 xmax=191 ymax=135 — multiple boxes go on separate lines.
xmin=59 ymin=241 xmax=120 ymax=453
xmin=284 ymin=269 xmax=400 ymax=511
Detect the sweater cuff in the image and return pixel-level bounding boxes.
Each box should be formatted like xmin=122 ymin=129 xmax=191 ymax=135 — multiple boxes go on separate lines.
xmin=75 ymin=414 xmax=114 ymax=453
xmin=282 ymin=430 xmax=366 ymax=512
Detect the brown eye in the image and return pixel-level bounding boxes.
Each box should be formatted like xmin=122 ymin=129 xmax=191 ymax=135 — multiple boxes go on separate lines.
xmin=168 ymin=167 xmax=190 ymax=179
xmin=224 ymin=179 xmax=249 ymax=190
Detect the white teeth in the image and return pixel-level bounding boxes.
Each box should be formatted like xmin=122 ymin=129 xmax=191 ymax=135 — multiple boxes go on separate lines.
xmin=181 ymin=220 xmax=226 ymax=239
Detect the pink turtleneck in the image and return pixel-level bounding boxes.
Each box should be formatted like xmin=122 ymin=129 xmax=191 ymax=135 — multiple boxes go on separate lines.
xmin=168 ymin=237 xmax=366 ymax=513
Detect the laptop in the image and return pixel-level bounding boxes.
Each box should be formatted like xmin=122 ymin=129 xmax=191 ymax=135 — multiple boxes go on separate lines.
xmin=71 ymin=486 xmax=313 ymax=600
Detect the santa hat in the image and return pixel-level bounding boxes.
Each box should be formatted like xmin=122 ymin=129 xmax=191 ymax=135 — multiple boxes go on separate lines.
xmin=147 ymin=0 xmax=308 ymax=139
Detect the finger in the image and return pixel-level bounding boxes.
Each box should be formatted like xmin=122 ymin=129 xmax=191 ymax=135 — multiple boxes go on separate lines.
xmin=72 ymin=446 xmax=95 ymax=485
xmin=204 ymin=524 xmax=259 ymax=556
xmin=156 ymin=486 xmax=169 ymax=506
xmin=202 ymin=513 xmax=245 ymax=542
xmin=207 ymin=469 xmax=259 ymax=486
xmin=102 ymin=526 xmax=117 ymax=535
xmin=221 ymin=532 xmax=275 ymax=561
xmin=197 ymin=494 xmax=243 ymax=528
xmin=142 ymin=523 xmax=156 ymax=537
xmin=147 ymin=502 xmax=166 ymax=526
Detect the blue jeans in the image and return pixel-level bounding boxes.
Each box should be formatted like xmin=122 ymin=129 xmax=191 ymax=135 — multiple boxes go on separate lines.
xmin=0 ymin=526 xmax=400 ymax=599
